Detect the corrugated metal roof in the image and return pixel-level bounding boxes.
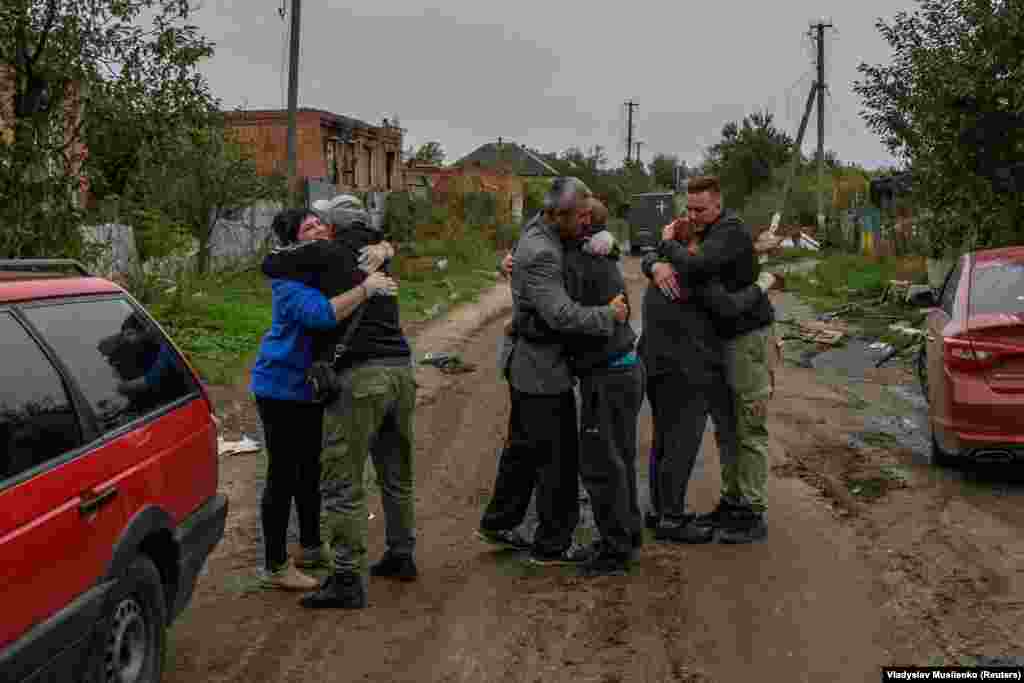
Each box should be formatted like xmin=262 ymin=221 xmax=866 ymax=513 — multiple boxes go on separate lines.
xmin=456 ymin=142 xmax=558 ymax=176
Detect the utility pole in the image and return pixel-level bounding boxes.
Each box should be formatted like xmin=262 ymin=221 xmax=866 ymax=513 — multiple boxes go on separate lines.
xmin=634 ymin=141 xmax=645 ymax=165
xmin=625 ymin=100 xmax=638 ymax=164
xmin=285 ymin=0 xmax=302 ymax=205
xmin=772 ymin=82 xmax=818 ymax=230
xmin=813 ymin=19 xmax=833 ymax=231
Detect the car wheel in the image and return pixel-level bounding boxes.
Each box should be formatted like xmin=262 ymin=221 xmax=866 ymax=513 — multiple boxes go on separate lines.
xmin=87 ymin=555 xmax=167 ymax=683
xmin=931 ymin=430 xmax=956 ymax=468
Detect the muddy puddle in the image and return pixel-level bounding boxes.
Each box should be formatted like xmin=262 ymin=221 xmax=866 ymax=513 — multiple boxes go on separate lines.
xmin=802 ymin=335 xmax=1024 ymax=502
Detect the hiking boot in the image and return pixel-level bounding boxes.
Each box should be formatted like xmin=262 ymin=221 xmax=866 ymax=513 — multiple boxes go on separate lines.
xmin=370 ymin=552 xmax=418 ymax=581
xmin=298 ymin=572 xmax=368 ymax=609
xmin=656 ymin=515 xmax=714 ymax=544
xmin=529 ymin=542 xmax=597 ymax=566
xmin=578 ymin=551 xmax=631 ymax=578
xmin=260 ymin=559 xmax=319 ymax=592
xmin=475 ymin=527 xmax=531 ymax=551
xmin=718 ymin=510 xmax=768 ymax=544
xmin=294 ymin=542 xmax=332 ymax=570
xmin=694 ymin=501 xmax=739 ymax=529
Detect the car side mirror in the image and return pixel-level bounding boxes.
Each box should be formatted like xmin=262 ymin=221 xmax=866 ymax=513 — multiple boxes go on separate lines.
xmin=907 ymin=284 xmax=938 ymax=308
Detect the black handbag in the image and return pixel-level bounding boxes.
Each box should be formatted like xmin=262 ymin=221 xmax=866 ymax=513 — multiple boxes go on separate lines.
xmin=306 ymin=301 xmax=368 ymax=404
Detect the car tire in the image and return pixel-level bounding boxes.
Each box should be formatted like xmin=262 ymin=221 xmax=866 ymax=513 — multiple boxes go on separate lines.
xmin=86 ymin=555 xmax=167 ymax=683
xmin=931 ymin=430 xmax=957 ymax=468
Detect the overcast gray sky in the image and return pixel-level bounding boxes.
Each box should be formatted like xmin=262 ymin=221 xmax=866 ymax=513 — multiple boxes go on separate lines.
xmin=194 ymin=0 xmax=919 ymax=171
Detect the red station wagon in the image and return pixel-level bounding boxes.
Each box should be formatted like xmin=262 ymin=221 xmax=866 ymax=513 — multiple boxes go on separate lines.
xmin=0 ymin=259 xmax=227 ymax=683
xmin=911 ymin=247 xmax=1024 ymax=465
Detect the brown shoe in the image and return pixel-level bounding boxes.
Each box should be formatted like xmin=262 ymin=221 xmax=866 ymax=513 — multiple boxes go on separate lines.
xmin=260 ymin=559 xmax=319 ymax=591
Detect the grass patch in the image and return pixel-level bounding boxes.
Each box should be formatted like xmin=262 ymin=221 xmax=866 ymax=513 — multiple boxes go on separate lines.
xmin=782 ymin=251 xmax=929 ymax=348
xmin=140 ymin=231 xmax=502 ymax=387
xmin=861 ymin=431 xmax=900 ymax=449
xmin=760 ymin=247 xmax=820 ymax=267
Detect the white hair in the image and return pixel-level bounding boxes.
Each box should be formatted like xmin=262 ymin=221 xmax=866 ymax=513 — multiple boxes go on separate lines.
xmin=543 ymin=177 xmax=591 ymax=211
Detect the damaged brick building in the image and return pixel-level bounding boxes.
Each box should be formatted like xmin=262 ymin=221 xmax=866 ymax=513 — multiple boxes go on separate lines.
xmin=223 ymin=108 xmax=404 ymax=195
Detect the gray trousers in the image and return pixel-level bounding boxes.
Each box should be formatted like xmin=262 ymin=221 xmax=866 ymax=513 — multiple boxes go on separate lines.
xmin=646 ymin=369 xmax=737 ymax=521
xmin=578 ymin=363 xmax=645 ymax=557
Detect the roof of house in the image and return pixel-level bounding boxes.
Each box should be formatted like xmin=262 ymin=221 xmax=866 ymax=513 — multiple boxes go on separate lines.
xmin=456 ymin=142 xmax=559 ymax=176
xmin=223 ymin=108 xmax=375 ymax=131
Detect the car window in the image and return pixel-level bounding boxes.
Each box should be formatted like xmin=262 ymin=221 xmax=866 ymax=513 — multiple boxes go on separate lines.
xmin=970 ymin=259 xmax=1024 ymax=316
xmin=0 ymin=312 xmax=83 ymax=482
xmin=23 ymin=299 xmax=198 ymax=434
xmin=939 ymin=261 xmax=963 ymax=315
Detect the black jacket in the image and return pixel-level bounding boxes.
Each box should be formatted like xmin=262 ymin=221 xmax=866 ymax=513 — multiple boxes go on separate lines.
xmin=261 ymin=228 xmax=411 ymax=369
xmin=513 ymin=238 xmax=636 ymax=374
xmin=641 ymin=209 xmax=773 ymax=338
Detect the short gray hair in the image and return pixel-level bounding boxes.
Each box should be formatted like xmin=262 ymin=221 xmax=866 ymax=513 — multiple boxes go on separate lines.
xmin=543 ymin=177 xmax=591 ymax=211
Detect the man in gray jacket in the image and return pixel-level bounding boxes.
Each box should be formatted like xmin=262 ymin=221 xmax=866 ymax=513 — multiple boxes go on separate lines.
xmin=477 ymin=177 xmax=629 ymax=565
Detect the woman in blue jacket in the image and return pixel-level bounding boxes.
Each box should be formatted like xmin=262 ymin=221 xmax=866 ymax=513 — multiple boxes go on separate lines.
xmin=251 ymin=209 xmax=396 ymax=591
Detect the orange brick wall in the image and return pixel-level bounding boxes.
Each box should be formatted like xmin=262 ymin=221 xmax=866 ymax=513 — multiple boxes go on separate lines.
xmin=225 ymin=110 xmax=404 ymax=193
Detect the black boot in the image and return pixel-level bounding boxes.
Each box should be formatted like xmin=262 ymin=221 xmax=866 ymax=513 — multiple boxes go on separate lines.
xmin=694 ymin=500 xmax=740 ymax=529
xmin=370 ymin=552 xmax=418 ymax=581
xmin=718 ymin=509 xmax=768 ymax=544
xmin=655 ymin=514 xmax=714 ymax=544
xmin=298 ymin=572 xmax=368 ymax=609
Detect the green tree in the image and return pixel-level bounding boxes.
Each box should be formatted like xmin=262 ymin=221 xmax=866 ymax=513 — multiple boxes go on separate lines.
xmin=701 ymin=110 xmax=794 ymax=207
xmin=128 ymin=115 xmax=286 ymax=273
xmin=411 ymin=141 xmax=445 ymax=165
xmin=855 ymin=0 xmax=1024 ymax=257
xmin=0 ymin=0 xmax=216 ymax=259
xmin=649 ymin=153 xmax=683 ymax=190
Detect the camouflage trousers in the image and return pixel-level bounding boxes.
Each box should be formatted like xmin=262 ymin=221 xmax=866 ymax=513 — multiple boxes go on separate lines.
xmin=721 ymin=326 xmax=778 ymax=513
xmin=320 ymin=363 xmax=417 ymax=576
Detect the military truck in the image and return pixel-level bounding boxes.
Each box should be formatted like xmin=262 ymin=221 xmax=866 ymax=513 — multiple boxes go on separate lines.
xmin=628 ymin=192 xmax=676 ymax=254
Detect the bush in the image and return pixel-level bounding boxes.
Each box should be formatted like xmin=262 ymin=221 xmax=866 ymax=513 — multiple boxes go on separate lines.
xmin=448 ymin=224 xmax=493 ymax=266
xmin=495 ymin=222 xmax=520 ymax=249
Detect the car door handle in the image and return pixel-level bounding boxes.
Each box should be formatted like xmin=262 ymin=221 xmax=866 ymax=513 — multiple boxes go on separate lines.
xmin=79 ymin=487 xmax=118 ymax=516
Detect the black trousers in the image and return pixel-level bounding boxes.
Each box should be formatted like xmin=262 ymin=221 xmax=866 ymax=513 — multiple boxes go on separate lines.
xmin=646 ymin=370 xmax=736 ymax=522
xmin=480 ymin=387 xmax=580 ymax=556
xmin=578 ymin=363 xmax=644 ymax=557
xmin=255 ymin=396 xmax=324 ymax=570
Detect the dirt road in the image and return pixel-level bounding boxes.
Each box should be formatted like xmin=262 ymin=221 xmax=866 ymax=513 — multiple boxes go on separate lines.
xmin=167 ymin=257 xmax=1024 ymax=682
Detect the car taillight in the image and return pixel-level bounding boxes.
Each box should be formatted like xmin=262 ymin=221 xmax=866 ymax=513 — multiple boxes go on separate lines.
xmin=944 ymin=337 xmax=1001 ymax=371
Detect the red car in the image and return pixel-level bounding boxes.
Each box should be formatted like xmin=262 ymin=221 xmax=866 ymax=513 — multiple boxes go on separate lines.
xmin=0 ymin=259 xmax=227 ymax=683
xmin=912 ymin=247 xmax=1024 ymax=465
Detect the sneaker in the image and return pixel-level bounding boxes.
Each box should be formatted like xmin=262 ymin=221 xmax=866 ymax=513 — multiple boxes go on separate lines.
xmin=578 ymin=551 xmax=631 ymax=577
xmin=294 ymin=542 xmax=332 ymax=570
xmin=298 ymin=572 xmax=368 ymax=609
xmin=655 ymin=516 xmax=713 ymax=544
xmin=529 ymin=542 xmax=597 ymax=566
xmin=260 ymin=559 xmax=319 ymax=592
xmin=475 ymin=527 xmax=531 ymax=551
xmin=694 ymin=500 xmax=739 ymax=529
xmin=718 ymin=510 xmax=768 ymax=544
xmin=370 ymin=552 xmax=418 ymax=581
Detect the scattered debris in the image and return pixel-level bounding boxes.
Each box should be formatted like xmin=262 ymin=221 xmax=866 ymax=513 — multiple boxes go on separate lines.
xmin=869 ymin=342 xmax=894 ymax=354
xmin=420 ymin=351 xmax=478 ymax=375
xmin=435 ymin=258 xmax=449 ymax=272
xmin=218 ymin=435 xmax=262 ymax=457
xmin=796 ymin=321 xmax=845 ymax=345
